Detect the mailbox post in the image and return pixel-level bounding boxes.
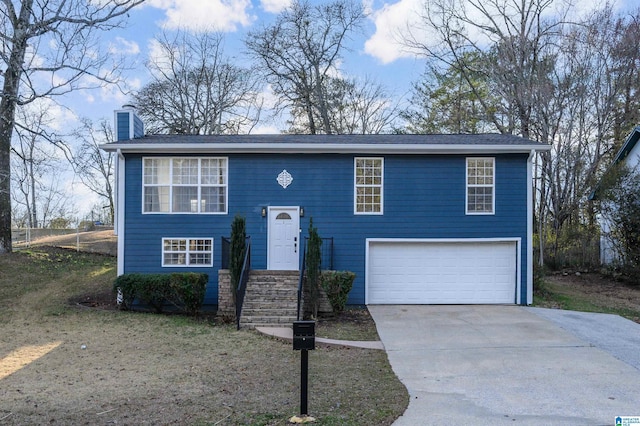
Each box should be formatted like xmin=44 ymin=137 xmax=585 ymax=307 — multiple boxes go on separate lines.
xmin=293 ymin=320 xmax=315 ymax=418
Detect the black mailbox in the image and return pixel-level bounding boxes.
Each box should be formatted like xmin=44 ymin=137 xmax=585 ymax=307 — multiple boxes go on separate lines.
xmin=293 ymin=320 xmax=315 ymax=350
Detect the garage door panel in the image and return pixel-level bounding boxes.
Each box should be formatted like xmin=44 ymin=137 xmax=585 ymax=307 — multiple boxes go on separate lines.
xmin=367 ymin=241 xmax=517 ymax=304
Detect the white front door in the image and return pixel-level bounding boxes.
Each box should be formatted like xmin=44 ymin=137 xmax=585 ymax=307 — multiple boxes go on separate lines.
xmin=268 ymin=207 xmax=300 ymax=270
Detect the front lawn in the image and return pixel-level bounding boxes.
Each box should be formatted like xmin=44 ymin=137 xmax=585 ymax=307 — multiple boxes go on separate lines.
xmin=0 ymin=247 xmax=408 ymax=425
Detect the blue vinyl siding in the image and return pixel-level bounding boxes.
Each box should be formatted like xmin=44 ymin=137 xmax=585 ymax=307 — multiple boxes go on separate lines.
xmin=122 ymin=153 xmax=529 ymax=305
xmin=116 ymin=112 xmax=130 ymax=141
xmin=116 ymin=111 xmax=144 ymax=141
xmin=133 ymin=114 xmax=144 ymax=138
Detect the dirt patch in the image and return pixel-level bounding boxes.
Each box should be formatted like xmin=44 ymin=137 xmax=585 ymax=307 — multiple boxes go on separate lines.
xmin=68 ymin=288 xmax=119 ymax=310
xmin=316 ymin=308 xmax=380 ymax=341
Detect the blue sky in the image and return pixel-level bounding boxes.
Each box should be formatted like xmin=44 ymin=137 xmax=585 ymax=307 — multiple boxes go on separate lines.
xmin=65 ymin=0 xmax=637 ymax=132
xmin=35 ymin=0 xmax=635 ymax=217
xmin=74 ymin=0 xmax=426 ymax=132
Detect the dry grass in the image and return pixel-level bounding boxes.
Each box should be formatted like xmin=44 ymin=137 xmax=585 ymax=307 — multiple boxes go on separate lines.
xmin=534 ymin=271 xmax=640 ymax=324
xmin=0 ymin=247 xmax=408 ymax=425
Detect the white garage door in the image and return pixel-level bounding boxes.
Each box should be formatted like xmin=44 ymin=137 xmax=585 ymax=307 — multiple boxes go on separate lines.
xmin=367 ymin=240 xmax=518 ymax=304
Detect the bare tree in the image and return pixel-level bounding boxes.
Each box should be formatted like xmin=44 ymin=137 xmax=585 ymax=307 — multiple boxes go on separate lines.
xmin=0 ymin=0 xmax=144 ymax=253
xmin=533 ymin=7 xmax=640 ymax=265
xmin=288 ymin=76 xmax=399 ymax=134
xmin=403 ymin=0 xmax=640 ymax=267
xmin=134 ymin=30 xmax=262 ymax=135
xmin=327 ymin=76 xmax=400 ymax=134
xmin=245 ymin=0 xmax=365 ymax=134
xmin=10 ymin=105 xmax=65 ymax=228
xmin=404 ymin=0 xmax=568 ymax=139
xmin=70 ymin=119 xmax=115 ymax=224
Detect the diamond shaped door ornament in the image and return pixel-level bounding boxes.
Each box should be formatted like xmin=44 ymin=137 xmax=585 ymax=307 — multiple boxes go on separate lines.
xmin=277 ymin=169 xmax=293 ymax=189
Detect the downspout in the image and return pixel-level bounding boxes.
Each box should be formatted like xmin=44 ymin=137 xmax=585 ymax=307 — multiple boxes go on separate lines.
xmin=526 ymin=149 xmax=535 ymax=305
xmin=116 ymin=149 xmax=125 ymax=277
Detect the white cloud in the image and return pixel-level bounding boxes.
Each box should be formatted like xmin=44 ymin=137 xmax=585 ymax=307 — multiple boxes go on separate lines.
xmin=98 ymin=84 xmax=129 ymax=105
xmin=147 ymin=0 xmax=254 ymax=32
xmin=260 ymin=0 xmax=291 ymax=14
xmin=44 ymin=103 xmax=79 ymax=133
xmin=109 ymin=37 xmax=140 ymax=55
xmin=364 ymin=0 xmax=630 ymax=65
xmin=364 ymin=0 xmax=422 ymax=64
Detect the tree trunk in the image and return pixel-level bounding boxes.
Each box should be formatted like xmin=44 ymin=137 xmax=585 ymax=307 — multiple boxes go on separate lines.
xmin=29 ymin=146 xmax=37 ymax=228
xmin=0 ymin=1 xmax=32 ymax=253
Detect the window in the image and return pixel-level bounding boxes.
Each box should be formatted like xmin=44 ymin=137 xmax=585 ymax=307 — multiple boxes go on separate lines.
xmin=466 ymin=157 xmax=494 ymax=214
xmin=355 ymin=157 xmax=384 ymax=214
xmin=162 ymin=238 xmax=213 ymax=267
xmin=143 ymin=157 xmax=227 ymax=214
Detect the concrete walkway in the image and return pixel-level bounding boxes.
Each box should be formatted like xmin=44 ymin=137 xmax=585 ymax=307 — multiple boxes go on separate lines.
xmin=369 ymin=305 xmax=640 ymax=425
xmin=255 ymin=326 xmax=385 ymax=350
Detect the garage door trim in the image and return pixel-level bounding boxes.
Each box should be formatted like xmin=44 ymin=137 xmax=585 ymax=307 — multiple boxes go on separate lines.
xmin=365 ymin=238 xmax=521 ymax=304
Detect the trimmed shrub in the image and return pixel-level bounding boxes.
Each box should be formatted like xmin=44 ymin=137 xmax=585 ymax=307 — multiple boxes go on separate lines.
xmin=229 ymin=214 xmax=246 ymax=304
xmin=114 ymin=272 xmax=208 ymax=315
xmin=305 ymin=218 xmax=322 ymax=319
xmin=320 ymin=271 xmax=355 ymax=314
xmin=168 ymin=273 xmax=208 ymax=316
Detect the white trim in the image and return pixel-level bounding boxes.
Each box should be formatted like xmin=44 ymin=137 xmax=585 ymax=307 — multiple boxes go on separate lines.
xmin=354 ymin=157 xmax=384 ymax=215
xmin=365 ymin=237 xmax=522 ymax=305
xmin=267 ymin=206 xmax=301 ymax=270
xmin=141 ymin=157 xmax=228 ymax=214
xmin=116 ymin=150 xmax=125 ymax=276
xmin=161 ymin=237 xmax=214 ymax=267
xmin=527 ymin=150 xmax=535 ymax=305
xmin=465 ymin=157 xmax=495 ymax=215
xmin=101 ymin=142 xmax=551 ymax=155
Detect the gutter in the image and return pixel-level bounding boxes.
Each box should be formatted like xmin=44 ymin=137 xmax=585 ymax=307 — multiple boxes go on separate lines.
xmin=526 ymin=149 xmax=535 ymax=305
xmin=100 ymin=142 xmax=552 ymax=155
xmin=116 ymin=149 xmax=125 ymax=277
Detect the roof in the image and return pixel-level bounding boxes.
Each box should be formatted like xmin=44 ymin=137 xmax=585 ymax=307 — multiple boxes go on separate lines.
xmin=588 ymin=126 xmax=640 ymax=200
xmin=101 ymin=133 xmax=551 ymax=155
xmin=611 ymin=126 xmax=640 ymax=165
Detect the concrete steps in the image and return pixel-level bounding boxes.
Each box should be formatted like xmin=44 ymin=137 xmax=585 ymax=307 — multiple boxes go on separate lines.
xmin=239 ymin=270 xmax=300 ymax=329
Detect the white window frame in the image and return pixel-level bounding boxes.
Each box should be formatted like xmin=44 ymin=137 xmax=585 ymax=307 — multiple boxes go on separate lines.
xmin=354 ymin=157 xmax=384 ymax=215
xmin=162 ymin=238 xmax=214 ymax=267
xmin=466 ymin=157 xmax=495 ymax=215
xmin=142 ymin=157 xmax=228 ymax=214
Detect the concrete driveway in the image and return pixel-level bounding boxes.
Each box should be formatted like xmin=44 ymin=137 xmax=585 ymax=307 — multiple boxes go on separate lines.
xmin=368 ymin=305 xmax=640 ymax=425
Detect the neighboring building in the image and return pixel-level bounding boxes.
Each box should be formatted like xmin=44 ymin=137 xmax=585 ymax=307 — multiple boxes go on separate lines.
xmin=102 ymin=107 xmax=550 ymax=306
xmin=591 ymin=126 xmax=640 ymax=264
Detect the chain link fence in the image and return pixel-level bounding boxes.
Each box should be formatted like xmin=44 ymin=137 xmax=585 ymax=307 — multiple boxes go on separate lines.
xmin=11 ymin=226 xmax=116 ymax=256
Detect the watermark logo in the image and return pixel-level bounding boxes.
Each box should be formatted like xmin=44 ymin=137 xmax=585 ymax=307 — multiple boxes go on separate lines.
xmin=616 ymin=417 xmax=640 ymax=426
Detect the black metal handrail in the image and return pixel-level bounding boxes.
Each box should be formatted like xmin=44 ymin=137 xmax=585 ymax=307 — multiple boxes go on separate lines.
xmin=235 ymin=237 xmax=251 ymax=330
xmin=221 ymin=236 xmax=230 ymax=269
xmin=297 ymin=241 xmax=307 ymax=321
xmin=304 ymin=236 xmax=334 ymax=270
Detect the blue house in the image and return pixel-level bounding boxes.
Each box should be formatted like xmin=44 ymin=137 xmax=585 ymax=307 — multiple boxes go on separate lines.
xmin=103 ymin=108 xmax=550 ymax=309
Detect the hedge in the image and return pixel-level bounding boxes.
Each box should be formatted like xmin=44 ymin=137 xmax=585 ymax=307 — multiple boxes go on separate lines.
xmin=114 ymin=272 xmax=208 ymax=316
